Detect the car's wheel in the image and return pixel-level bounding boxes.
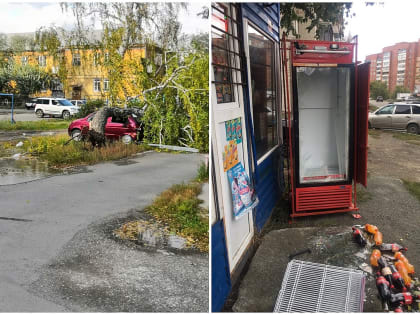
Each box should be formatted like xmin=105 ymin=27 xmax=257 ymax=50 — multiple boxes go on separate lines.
xmin=121 ymin=135 xmax=133 ymax=144
xmin=407 ymin=123 xmax=419 ymax=134
xmin=62 ymin=110 xmax=70 ymax=120
xmin=35 ymin=109 xmax=44 ymax=118
xmin=71 ymin=129 xmax=82 ymax=141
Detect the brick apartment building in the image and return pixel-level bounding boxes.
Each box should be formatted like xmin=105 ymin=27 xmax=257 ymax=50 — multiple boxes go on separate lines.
xmin=366 ymin=40 xmax=420 ymax=94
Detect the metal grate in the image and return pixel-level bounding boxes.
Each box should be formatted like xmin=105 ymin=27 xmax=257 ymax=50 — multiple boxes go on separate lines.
xmin=273 ymin=260 xmax=365 ymax=313
xmin=296 ymin=185 xmax=352 ymax=212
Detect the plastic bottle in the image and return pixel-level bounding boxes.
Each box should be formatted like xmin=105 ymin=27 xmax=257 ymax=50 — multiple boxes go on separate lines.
xmin=390 ymin=265 xmax=405 ymax=291
xmin=371 ymin=249 xmax=382 ymax=267
xmin=376 ymin=272 xmax=392 ymax=301
xmin=394 ymin=252 xmax=415 ymax=274
xmin=382 ymin=266 xmax=394 ymax=289
xmin=352 ymin=227 xmax=367 ymax=247
xmin=393 ymin=306 xmax=403 ymax=312
xmin=365 ymin=223 xmax=379 ymax=234
xmin=380 ymin=243 xmax=407 ymax=252
xmin=390 ymin=292 xmax=412 ymax=308
xmin=395 ymin=260 xmax=412 ymax=287
xmin=374 ymin=231 xmax=383 ymax=246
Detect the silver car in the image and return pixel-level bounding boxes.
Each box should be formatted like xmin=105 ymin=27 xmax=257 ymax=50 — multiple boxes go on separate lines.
xmin=368 ymin=103 xmax=420 ymax=134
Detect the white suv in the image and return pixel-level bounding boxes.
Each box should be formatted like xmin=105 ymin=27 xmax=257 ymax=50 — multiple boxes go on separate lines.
xmin=34 ymin=98 xmax=79 ymax=119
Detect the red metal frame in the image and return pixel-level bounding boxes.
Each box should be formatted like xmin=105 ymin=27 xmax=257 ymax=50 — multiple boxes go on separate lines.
xmin=283 ymin=37 xmax=364 ymax=218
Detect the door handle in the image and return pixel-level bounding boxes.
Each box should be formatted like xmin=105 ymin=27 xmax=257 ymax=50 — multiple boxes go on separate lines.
xmin=387 ymin=116 xmax=391 ymax=118
xmin=406 ymin=116 xmax=410 ymax=118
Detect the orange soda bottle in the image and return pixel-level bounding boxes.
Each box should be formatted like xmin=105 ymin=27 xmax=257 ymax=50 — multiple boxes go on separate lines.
xmin=395 ymin=260 xmax=412 ymax=287
xmin=370 ymin=249 xmax=381 ymax=267
xmin=395 ymin=252 xmax=415 ymax=274
xmin=374 ymin=231 xmax=383 ymax=246
xmin=365 ymin=224 xmax=379 ymax=235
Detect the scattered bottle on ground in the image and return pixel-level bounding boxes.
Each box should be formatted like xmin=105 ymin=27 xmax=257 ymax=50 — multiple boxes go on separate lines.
xmin=390 ymin=292 xmax=413 ymax=308
xmin=365 ymin=223 xmax=379 ymax=234
xmin=380 ymin=243 xmax=407 ymax=252
xmin=376 ymin=272 xmax=392 ymax=302
xmin=395 ymin=252 xmax=415 ymax=274
xmin=371 ymin=249 xmax=382 ymax=267
xmin=393 ymin=305 xmax=404 ymax=312
xmin=374 ymin=231 xmax=383 ymax=246
xmin=352 ymin=227 xmax=367 ymax=247
xmin=390 ymin=265 xmax=405 ymax=291
xmin=395 ymin=260 xmax=412 ymax=288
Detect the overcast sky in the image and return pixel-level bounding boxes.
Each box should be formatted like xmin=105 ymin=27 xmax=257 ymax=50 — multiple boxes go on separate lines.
xmin=346 ymin=1 xmax=420 ymax=61
xmin=0 ymin=2 xmax=208 ymax=35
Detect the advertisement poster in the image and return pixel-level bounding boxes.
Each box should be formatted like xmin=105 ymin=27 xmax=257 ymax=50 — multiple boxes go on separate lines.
xmin=225 ymin=118 xmax=242 ymax=144
xmin=227 ymin=162 xmax=259 ymax=219
xmin=223 ymin=140 xmax=239 ymax=172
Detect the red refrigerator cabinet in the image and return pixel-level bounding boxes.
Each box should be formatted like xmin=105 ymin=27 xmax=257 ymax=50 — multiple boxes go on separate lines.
xmin=287 ymin=39 xmax=369 ymax=217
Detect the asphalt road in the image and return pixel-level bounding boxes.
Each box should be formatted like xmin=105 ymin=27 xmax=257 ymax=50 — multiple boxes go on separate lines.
xmin=0 ymin=108 xmax=58 ymax=121
xmin=0 ymin=151 xmax=208 ymax=312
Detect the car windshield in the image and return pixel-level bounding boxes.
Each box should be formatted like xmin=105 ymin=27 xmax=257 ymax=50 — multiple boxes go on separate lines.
xmin=58 ymin=99 xmax=73 ymax=106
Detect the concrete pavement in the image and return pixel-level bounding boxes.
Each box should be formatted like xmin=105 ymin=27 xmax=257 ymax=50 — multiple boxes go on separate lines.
xmin=0 ymin=151 xmax=208 ymax=312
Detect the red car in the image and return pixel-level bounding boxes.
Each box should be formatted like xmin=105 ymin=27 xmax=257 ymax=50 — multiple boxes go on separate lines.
xmin=68 ymin=112 xmax=143 ymax=144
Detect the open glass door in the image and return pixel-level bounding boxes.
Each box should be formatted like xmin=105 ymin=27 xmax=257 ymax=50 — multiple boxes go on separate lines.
xmin=295 ymin=66 xmax=352 ymax=185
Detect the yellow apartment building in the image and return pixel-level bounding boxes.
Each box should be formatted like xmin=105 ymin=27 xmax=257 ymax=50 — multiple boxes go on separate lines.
xmin=14 ymin=45 xmax=159 ymax=101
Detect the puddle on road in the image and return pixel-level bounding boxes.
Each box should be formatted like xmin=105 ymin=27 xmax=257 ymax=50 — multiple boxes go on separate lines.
xmin=114 ymin=220 xmax=187 ymax=251
xmin=0 ymin=157 xmax=60 ymax=185
xmin=0 ymin=156 xmax=90 ymax=185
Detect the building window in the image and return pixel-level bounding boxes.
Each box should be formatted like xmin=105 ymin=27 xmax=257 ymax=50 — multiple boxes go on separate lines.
xmin=104 ymin=52 xmax=109 ymax=62
xmin=93 ymin=52 xmax=100 ymax=66
xmin=211 ymin=3 xmax=235 ymax=103
xmin=38 ymin=55 xmax=46 ymax=67
xmin=104 ymin=79 xmax=109 ymax=91
xmin=93 ymin=79 xmax=101 ymax=92
xmin=247 ymin=24 xmax=278 ymax=160
xmin=51 ymin=79 xmax=63 ymax=91
xmin=21 ymin=56 xmax=28 ymax=65
xmin=72 ymin=53 xmax=81 ymax=66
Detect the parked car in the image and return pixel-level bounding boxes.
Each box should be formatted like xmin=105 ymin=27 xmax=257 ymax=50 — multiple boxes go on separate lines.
xmin=368 ymin=103 xmax=420 ymax=134
xmin=70 ymin=99 xmax=87 ymax=107
xmin=34 ymin=98 xmax=79 ymax=119
xmin=376 ymin=96 xmax=384 ymax=102
xmin=68 ymin=112 xmax=143 ymax=144
xmin=25 ymin=98 xmax=37 ymax=110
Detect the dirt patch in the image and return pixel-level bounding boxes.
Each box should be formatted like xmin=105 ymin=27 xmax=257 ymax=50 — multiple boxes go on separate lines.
xmin=368 ymin=131 xmax=420 ymax=181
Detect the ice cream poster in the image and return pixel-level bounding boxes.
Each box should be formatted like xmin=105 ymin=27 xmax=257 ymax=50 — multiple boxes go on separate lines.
xmin=227 ymin=162 xmax=259 ymax=219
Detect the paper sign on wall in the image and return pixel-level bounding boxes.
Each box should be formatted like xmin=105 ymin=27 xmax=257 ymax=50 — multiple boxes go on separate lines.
xmin=225 ymin=118 xmax=242 ymax=144
xmin=223 ymin=140 xmax=239 ymax=172
xmin=227 ymin=162 xmax=259 ymax=219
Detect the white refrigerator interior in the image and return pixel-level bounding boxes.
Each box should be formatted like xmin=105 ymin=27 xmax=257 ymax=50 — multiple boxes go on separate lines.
xmin=296 ymin=67 xmax=351 ymax=184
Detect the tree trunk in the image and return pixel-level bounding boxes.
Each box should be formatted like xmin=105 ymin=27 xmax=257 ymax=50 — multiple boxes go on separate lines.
xmin=87 ymin=107 xmax=112 ymax=147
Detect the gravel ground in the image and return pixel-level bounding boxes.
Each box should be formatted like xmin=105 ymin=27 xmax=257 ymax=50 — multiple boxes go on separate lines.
xmin=29 ymin=209 xmax=209 ymax=312
xmin=230 ymin=130 xmax=420 ymax=312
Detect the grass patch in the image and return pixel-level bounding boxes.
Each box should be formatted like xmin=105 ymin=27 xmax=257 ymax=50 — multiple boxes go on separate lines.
xmin=0 ymin=120 xmax=70 ymax=131
xmin=402 ymin=179 xmax=420 ymax=203
xmin=392 ymin=132 xmax=420 ymax=144
xmin=17 ymin=134 xmax=148 ymax=167
xmin=195 ymin=161 xmax=209 ymax=183
xmin=368 ymin=129 xmax=382 ymax=139
xmin=145 ymin=180 xmax=208 ymax=252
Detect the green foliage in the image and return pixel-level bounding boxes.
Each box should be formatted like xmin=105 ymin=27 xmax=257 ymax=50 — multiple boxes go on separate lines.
xmin=370 ymin=80 xmax=389 ymax=100
xmin=145 ymin=181 xmax=208 ymax=252
xmin=0 ymin=120 xmax=70 ymax=131
xmin=76 ymin=99 xmax=105 ymax=118
xmin=280 ymin=3 xmax=353 ymax=39
xmin=0 ymin=61 xmax=51 ymax=96
xmin=392 ymin=85 xmax=411 ymax=99
xmin=9 ymin=34 xmax=36 ymax=52
xmin=141 ymin=50 xmax=209 ymax=152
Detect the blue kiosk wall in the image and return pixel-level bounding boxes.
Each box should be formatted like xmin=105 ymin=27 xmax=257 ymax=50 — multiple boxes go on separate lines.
xmin=211 ymin=3 xmax=283 ymax=311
